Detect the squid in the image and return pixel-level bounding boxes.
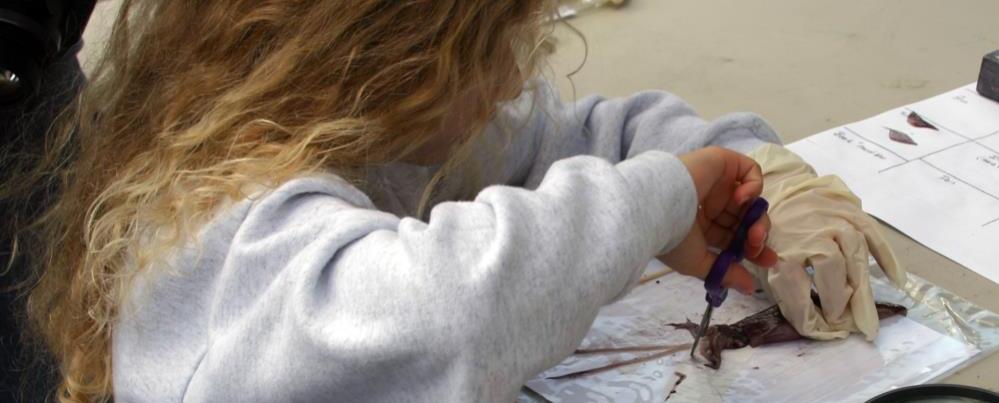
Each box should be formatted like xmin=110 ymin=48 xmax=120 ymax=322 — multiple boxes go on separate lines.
xmin=672 ymin=295 xmax=907 ymax=369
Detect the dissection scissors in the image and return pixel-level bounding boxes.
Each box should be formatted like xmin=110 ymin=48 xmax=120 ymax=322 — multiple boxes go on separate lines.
xmin=691 ymin=197 xmax=770 ymax=357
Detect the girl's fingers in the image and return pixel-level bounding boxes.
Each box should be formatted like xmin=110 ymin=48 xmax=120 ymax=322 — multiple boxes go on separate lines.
xmin=747 ymin=246 xmax=779 ymax=268
xmin=699 ymin=147 xmax=764 ymax=218
xmin=732 ymin=179 xmax=763 ymax=207
xmin=713 ymin=209 xmax=740 ymax=229
xmin=732 ymin=156 xmax=764 ymax=205
xmin=722 ymin=262 xmax=757 ymax=295
xmin=703 ymin=221 xmax=733 ymax=248
xmin=702 ymin=181 xmax=734 ymax=222
xmin=661 ymin=224 xmax=763 ymax=297
xmin=702 ymin=220 xmax=777 ymax=268
xmin=744 ymin=214 xmax=773 ymax=260
xmin=703 ymin=209 xmax=777 ymax=267
xmin=698 ymin=251 xmax=759 ymax=295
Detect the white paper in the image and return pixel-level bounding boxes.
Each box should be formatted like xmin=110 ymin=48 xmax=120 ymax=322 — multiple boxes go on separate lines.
xmin=786 ymin=83 xmax=999 ymax=285
xmin=526 ymin=261 xmax=979 ymax=403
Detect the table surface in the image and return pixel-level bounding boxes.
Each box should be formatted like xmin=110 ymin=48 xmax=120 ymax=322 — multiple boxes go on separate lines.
xmin=82 ymin=0 xmax=999 ymax=392
xmin=544 ymin=0 xmax=999 ymax=390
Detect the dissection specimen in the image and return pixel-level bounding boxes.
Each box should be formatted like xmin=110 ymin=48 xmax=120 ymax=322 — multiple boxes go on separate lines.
xmin=907 ymin=111 xmax=939 ymax=131
xmin=671 ymin=296 xmax=907 ymax=369
xmin=888 ymin=128 xmax=918 ymax=145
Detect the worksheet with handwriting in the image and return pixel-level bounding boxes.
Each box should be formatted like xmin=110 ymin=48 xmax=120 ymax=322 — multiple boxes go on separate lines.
xmin=787 ymin=84 xmax=999 ymax=285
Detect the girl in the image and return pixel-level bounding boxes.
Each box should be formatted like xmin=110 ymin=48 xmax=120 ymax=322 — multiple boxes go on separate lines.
xmin=15 ymin=0 xmax=902 ymax=402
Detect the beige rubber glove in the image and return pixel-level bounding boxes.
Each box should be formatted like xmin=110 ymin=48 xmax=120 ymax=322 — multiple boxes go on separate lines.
xmin=747 ymin=144 xmax=907 ymax=341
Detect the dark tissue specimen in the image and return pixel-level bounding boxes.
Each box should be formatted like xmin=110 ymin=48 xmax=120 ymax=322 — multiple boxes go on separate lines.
xmin=671 ymin=295 xmax=907 ymax=369
xmin=907 ymin=111 xmax=939 ymax=131
xmin=889 ymin=128 xmax=918 ymax=146
xmin=664 ymin=372 xmax=687 ymax=401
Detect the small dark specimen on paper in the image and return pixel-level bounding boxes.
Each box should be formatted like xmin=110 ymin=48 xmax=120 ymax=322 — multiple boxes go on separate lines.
xmin=907 ymin=111 xmax=939 ymax=131
xmin=889 ymin=128 xmax=918 ymax=145
xmin=671 ymin=294 xmax=907 ymax=369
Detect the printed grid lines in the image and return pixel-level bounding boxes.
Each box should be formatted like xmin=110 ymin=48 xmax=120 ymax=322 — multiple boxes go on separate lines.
xmin=838 ymin=108 xmax=999 ymax=227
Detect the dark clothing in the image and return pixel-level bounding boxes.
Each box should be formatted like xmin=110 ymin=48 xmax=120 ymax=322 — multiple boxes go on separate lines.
xmin=1 ymin=0 xmax=95 ymax=398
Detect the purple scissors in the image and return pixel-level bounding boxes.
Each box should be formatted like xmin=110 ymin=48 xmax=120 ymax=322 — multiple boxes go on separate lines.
xmin=690 ymin=197 xmax=769 ymax=357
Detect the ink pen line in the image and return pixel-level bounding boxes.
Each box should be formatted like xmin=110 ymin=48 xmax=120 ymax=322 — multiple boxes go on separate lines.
xmin=909 ymin=104 xmax=999 ymax=146
xmin=877 ymin=103 xmax=999 ymax=173
xmin=837 ymin=111 xmax=995 ymax=174
xmin=843 ymin=126 xmax=908 ymax=162
xmin=877 ymin=162 xmax=909 ymax=173
xmin=879 ymin=140 xmax=999 ymax=173
xmin=906 ymin=107 xmax=973 ymax=141
xmin=840 ymin=123 xmax=915 ymax=173
xmin=876 ymin=131 xmax=998 ymax=174
xmin=973 ymin=128 xmax=999 ymax=141
xmin=878 ymin=140 xmax=974 ymax=173
xmin=919 ymin=111 xmax=999 ymax=161
xmin=876 ymin=146 xmax=999 ymax=226
xmin=972 ymin=139 xmax=999 ymax=156
xmin=878 ymin=161 xmax=910 ymax=173
xmin=920 ymin=159 xmax=999 ymax=202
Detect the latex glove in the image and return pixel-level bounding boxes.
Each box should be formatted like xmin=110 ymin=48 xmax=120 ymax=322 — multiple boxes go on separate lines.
xmin=746 ymin=143 xmax=907 ymax=341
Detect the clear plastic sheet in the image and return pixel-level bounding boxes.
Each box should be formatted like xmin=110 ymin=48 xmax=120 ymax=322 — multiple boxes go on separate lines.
xmin=517 ymin=260 xmax=999 ymax=402
xmin=888 ymin=270 xmax=999 ymax=375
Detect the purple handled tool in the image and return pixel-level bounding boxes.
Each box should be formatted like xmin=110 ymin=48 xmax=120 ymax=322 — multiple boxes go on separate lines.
xmin=690 ymin=197 xmax=769 ymax=357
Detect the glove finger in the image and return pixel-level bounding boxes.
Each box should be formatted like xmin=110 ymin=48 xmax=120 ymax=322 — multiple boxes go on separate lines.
xmin=839 ymin=229 xmax=879 ymax=340
xmin=723 ymin=261 xmax=758 ymax=295
xmin=745 ymin=213 xmax=770 ymax=262
xmin=854 ymin=214 xmax=908 ymax=288
xmin=809 ymin=236 xmax=853 ymax=324
xmin=767 ymin=258 xmax=847 ymax=340
xmin=743 ymin=260 xmax=770 ymax=295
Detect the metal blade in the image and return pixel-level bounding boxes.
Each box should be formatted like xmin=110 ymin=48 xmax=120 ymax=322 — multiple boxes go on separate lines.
xmin=690 ymin=304 xmax=713 ymax=358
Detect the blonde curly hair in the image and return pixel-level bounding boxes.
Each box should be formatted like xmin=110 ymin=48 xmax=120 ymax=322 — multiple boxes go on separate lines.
xmin=9 ymin=1 xmax=554 ymax=401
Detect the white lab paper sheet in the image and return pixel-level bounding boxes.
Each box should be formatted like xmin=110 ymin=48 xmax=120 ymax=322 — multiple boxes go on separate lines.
xmin=525 ymin=261 xmax=979 ymax=403
xmin=786 ymin=83 xmax=999 ymax=285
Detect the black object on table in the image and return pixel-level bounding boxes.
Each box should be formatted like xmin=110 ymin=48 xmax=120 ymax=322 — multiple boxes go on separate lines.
xmin=978 ymin=50 xmax=999 ymax=102
xmin=0 ymin=0 xmax=95 ymax=104
xmin=867 ymin=384 xmax=999 ymax=403
xmin=1 ymin=1 xmax=96 ymax=402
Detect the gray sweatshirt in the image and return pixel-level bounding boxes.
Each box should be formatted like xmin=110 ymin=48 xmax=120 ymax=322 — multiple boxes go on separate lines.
xmin=112 ymin=82 xmax=780 ymax=402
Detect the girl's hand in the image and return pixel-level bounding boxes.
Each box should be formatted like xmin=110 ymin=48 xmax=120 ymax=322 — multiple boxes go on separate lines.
xmin=658 ymin=146 xmax=779 ymax=294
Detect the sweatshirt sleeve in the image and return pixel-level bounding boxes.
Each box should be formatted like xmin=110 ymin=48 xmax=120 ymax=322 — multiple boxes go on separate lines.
xmin=174 ymin=152 xmax=697 ymax=402
xmin=501 ymin=81 xmax=781 ymax=189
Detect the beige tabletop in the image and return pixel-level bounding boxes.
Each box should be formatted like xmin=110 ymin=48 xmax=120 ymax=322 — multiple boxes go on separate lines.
xmin=545 ymin=0 xmax=999 ymax=390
